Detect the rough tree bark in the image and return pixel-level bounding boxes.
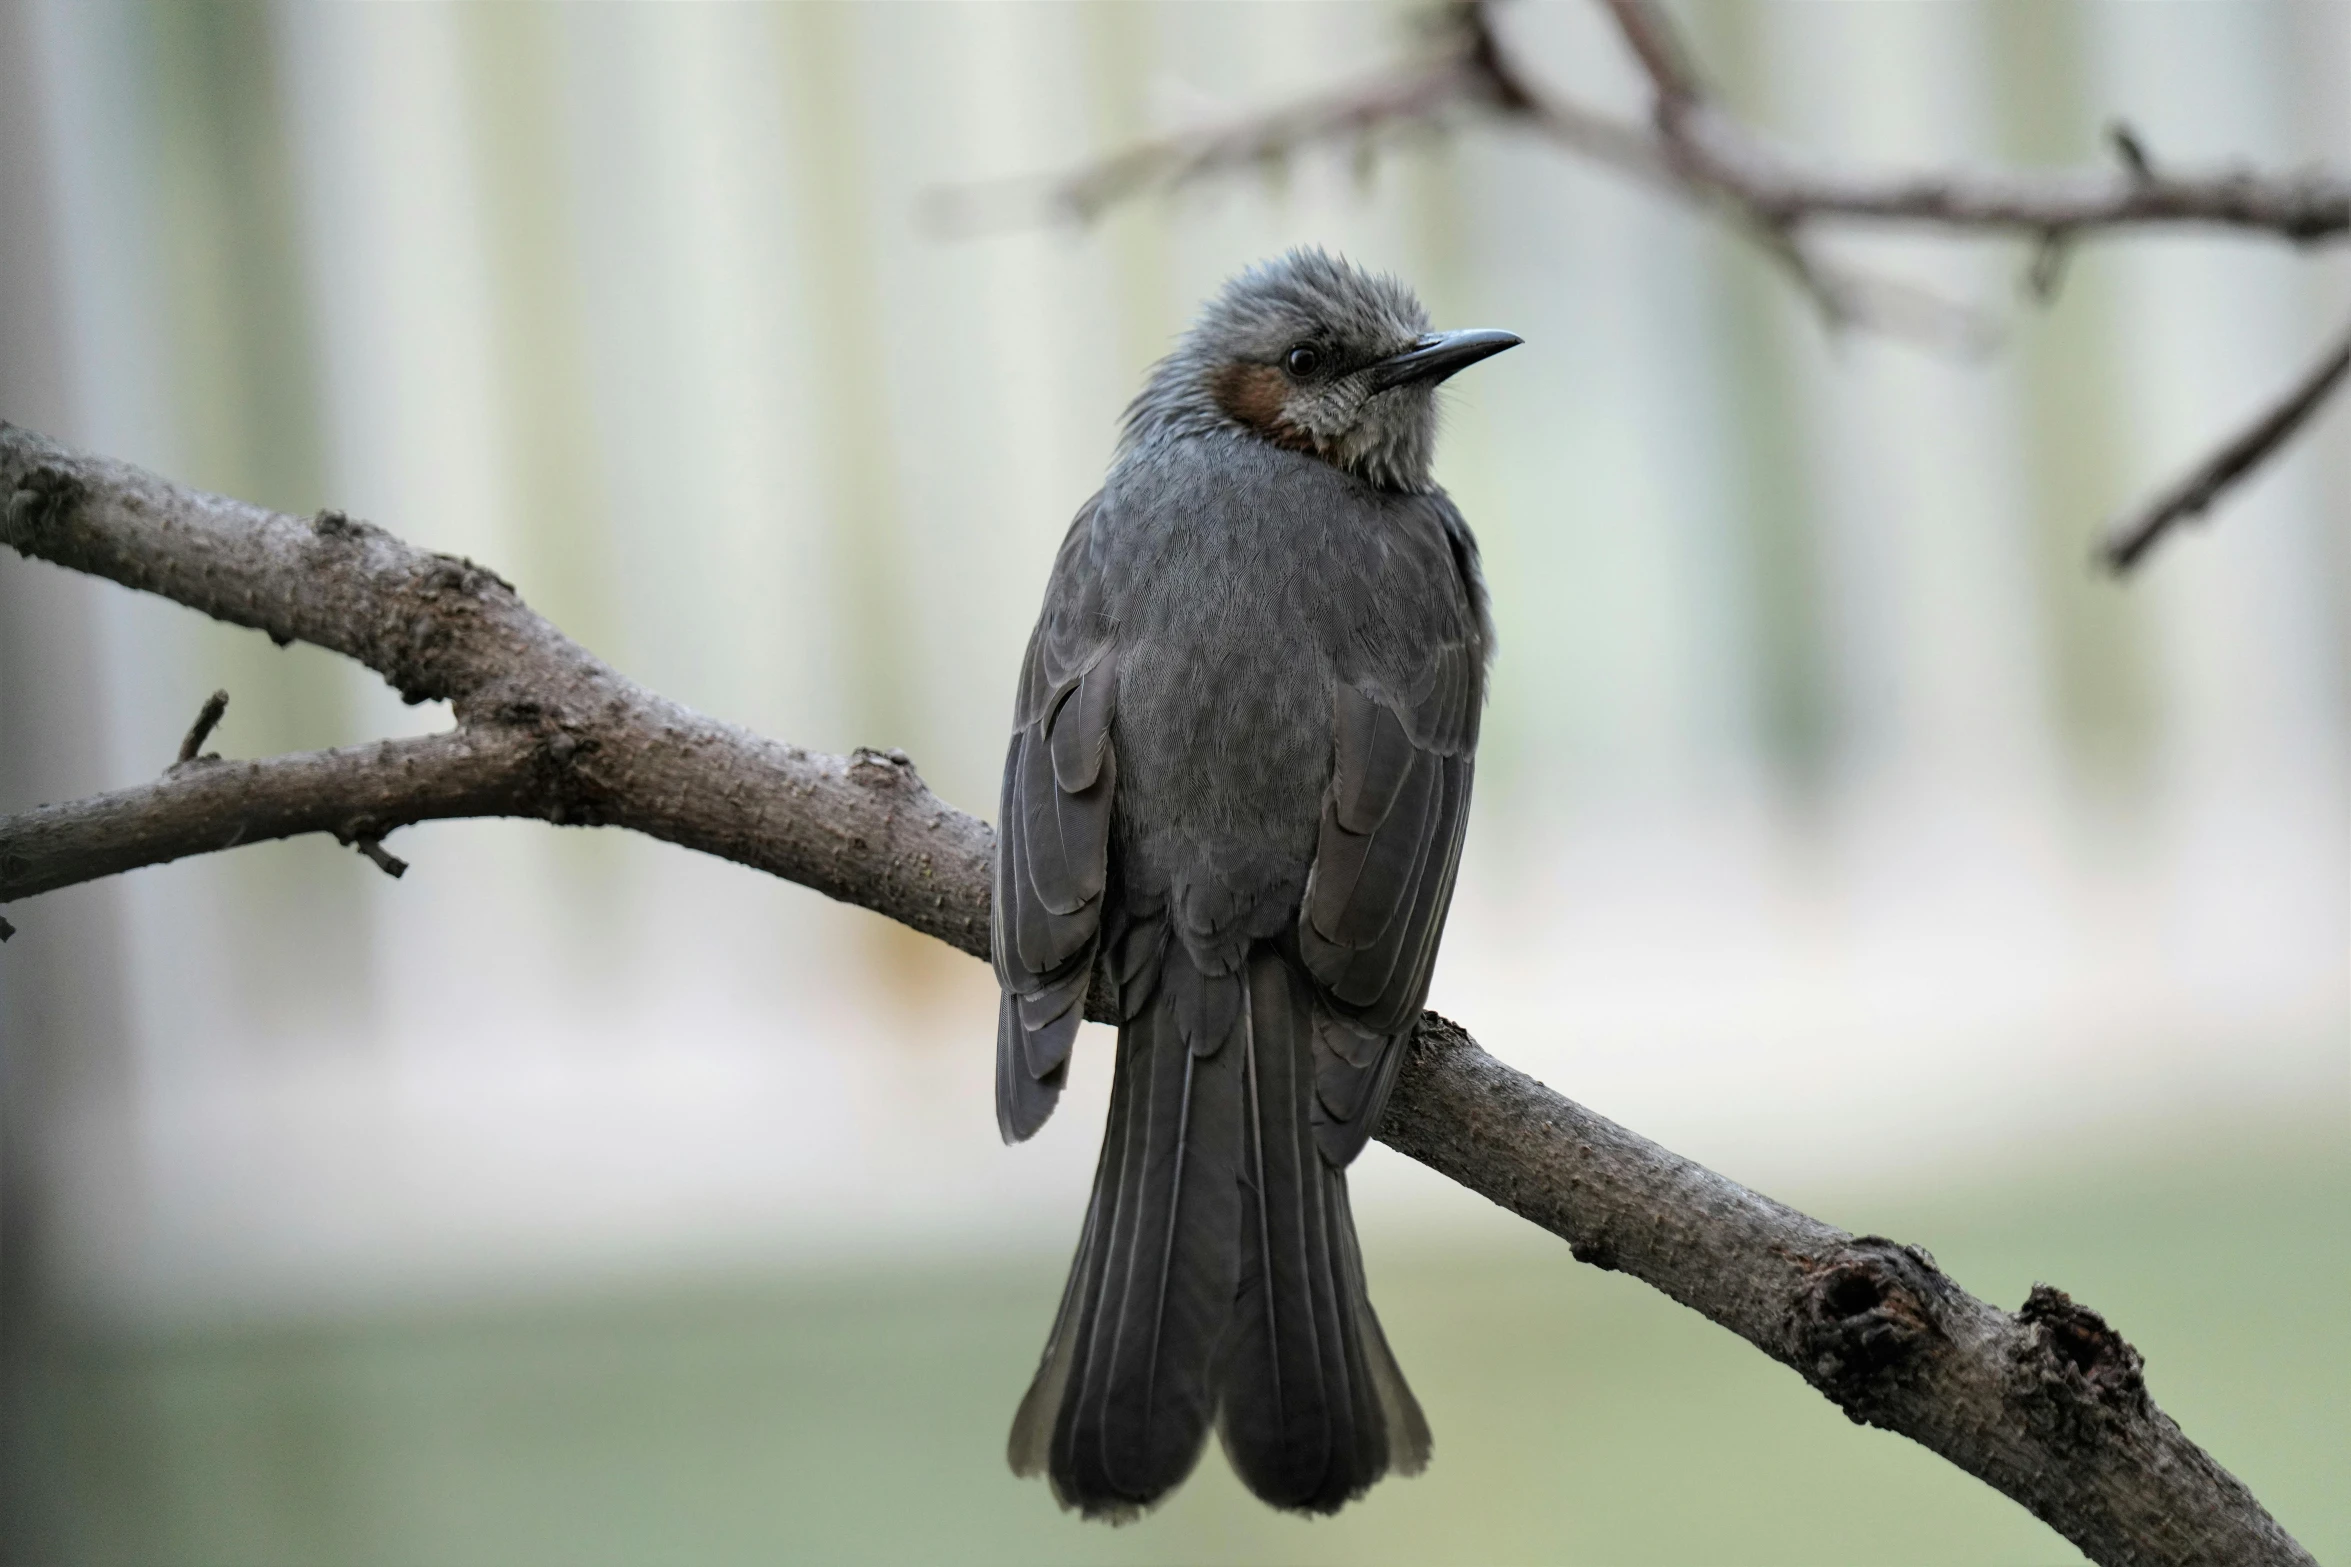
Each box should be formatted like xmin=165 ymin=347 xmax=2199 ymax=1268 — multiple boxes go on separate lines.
xmin=0 ymin=424 xmax=2316 ymax=1565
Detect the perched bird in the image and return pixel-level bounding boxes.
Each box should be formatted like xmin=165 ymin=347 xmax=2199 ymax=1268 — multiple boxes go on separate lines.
xmin=992 ymin=249 xmax=1516 ymax=1520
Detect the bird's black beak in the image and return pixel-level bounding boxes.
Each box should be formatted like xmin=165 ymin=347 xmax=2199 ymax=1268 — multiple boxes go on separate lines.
xmin=1366 ymin=328 xmax=1523 ymax=391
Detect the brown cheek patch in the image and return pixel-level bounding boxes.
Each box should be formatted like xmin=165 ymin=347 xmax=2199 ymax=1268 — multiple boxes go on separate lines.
xmin=1210 ymin=363 xmax=1323 ymax=459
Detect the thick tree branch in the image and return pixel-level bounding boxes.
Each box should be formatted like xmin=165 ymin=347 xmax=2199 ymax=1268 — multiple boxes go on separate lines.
xmin=2098 ymin=317 xmax=2351 ymax=574
xmin=2 ymin=426 xmax=2318 ymax=1563
xmin=0 ymin=425 xmax=993 ymax=957
xmin=1383 ymin=1024 xmax=2312 ymax=1566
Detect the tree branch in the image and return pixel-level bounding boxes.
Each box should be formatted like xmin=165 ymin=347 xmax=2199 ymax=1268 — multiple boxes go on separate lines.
xmin=2098 ymin=317 xmax=2351 ymax=574
xmin=1591 ymin=0 xmax=2345 ymax=240
xmin=0 ymin=424 xmax=2316 ymax=1562
xmin=0 ymin=424 xmax=993 ymax=957
xmin=934 ymin=0 xmax=2348 ymax=549
xmin=939 ymin=2 xmax=2347 ymax=249
xmin=1 ymin=728 xmax=532 ymax=901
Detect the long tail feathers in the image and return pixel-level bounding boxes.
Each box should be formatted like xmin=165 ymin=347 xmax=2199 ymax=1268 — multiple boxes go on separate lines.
xmin=1215 ymin=952 xmax=1428 ymax=1511
xmin=1010 ymin=943 xmax=1426 ymax=1519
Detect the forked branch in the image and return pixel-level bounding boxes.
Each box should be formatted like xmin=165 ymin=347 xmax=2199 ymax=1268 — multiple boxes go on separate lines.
xmin=936 ymin=0 xmax=2349 ymax=563
xmin=0 ymin=424 xmax=2314 ymax=1564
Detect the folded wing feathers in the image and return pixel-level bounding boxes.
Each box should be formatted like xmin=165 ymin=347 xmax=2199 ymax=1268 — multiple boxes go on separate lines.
xmin=1330 ymin=685 xmax=1418 ymax=835
xmin=997 ymin=989 xmax=1069 ymax=1143
xmin=1049 ymin=659 xmax=1117 ymax=793
xmin=996 ymin=629 xmax=1118 ymax=1142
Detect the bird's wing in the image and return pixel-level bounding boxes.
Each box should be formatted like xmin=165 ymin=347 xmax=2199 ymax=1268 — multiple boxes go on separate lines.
xmin=994 ymin=495 xmax=1120 ymax=1143
xmin=1296 ymin=500 xmax=1486 ymax=1166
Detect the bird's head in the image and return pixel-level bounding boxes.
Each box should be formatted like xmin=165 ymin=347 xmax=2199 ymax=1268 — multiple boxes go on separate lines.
xmin=1125 ymin=249 xmax=1520 ymax=493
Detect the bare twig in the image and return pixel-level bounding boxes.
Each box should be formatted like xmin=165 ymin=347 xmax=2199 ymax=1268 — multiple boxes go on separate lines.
xmin=2109 ymin=121 xmax=2156 ymax=184
xmin=0 ymin=424 xmax=2318 ymax=1566
xmin=2099 ymin=319 xmax=2351 ymax=574
xmin=2025 ymin=229 xmax=2075 ymax=302
xmin=926 ymin=39 xmax=1484 ymax=234
xmin=173 ymin=688 xmax=229 ymax=766
xmin=349 ymin=834 xmax=407 ymax=879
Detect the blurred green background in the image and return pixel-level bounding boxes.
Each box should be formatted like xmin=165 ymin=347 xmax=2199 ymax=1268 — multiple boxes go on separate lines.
xmin=13 ymin=1110 xmax=2344 ymax=1564
xmin=0 ymin=2 xmax=2343 ymax=1564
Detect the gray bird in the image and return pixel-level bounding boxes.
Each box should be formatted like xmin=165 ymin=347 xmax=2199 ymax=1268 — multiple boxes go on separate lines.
xmin=992 ymin=249 xmax=1516 ymax=1520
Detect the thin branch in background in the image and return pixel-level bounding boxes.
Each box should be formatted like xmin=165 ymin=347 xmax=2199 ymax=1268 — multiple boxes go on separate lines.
xmin=2099 ymin=319 xmax=2351 ymax=574
xmin=1730 ymin=193 xmax=2001 ymax=352
xmin=932 ymin=0 xmax=2349 ymax=560
xmin=173 ymin=687 xmax=229 ymax=767
xmin=922 ymin=33 xmax=1484 ymax=234
xmin=935 ymin=0 xmax=2348 ymax=262
xmin=1593 ymin=0 xmax=1702 ymax=123
xmin=1586 ymin=0 xmax=1988 ymax=349
xmin=0 ymin=424 xmax=2320 ymax=1567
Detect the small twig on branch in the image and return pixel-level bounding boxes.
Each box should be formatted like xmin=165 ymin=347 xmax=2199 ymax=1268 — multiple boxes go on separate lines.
xmin=348 ymin=833 xmax=408 ymax=879
xmin=174 ymin=688 xmax=230 ymax=767
xmin=2109 ymin=120 xmax=2156 ymax=184
xmin=2025 ymin=229 xmax=2075 ymax=302
xmin=2099 ymin=318 xmax=2351 ymax=574
xmin=0 ymin=423 xmax=2318 ymax=1566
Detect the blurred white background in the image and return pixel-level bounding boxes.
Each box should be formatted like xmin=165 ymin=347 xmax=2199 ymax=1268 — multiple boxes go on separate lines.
xmin=0 ymin=5 xmax=2343 ymax=1562
xmin=3 ymin=0 xmax=2342 ymax=1318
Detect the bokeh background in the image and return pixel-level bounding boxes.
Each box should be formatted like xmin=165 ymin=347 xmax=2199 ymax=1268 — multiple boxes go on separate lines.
xmin=1 ymin=2 xmax=2344 ymax=1562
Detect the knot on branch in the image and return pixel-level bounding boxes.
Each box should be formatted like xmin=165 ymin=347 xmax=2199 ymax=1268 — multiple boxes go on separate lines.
xmin=1791 ymin=1236 xmax=1949 ymax=1423
xmin=2012 ymin=1284 xmax=2149 ymax=1441
xmin=415 ymin=553 xmax=514 ymax=599
xmin=3 ymin=465 xmax=88 ymax=550
xmin=850 ymin=747 xmax=922 ymax=792
xmin=1410 ymin=1010 xmax=1477 ymax=1059
xmin=537 ymin=733 xmax=599 ymax=825
xmin=1569 ymin=1233 xmax=1620 ymax=1272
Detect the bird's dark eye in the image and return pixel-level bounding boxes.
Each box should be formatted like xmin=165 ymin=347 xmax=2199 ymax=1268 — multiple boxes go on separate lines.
xmin=1284 ymin=344 xmax=1322 ymax=378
